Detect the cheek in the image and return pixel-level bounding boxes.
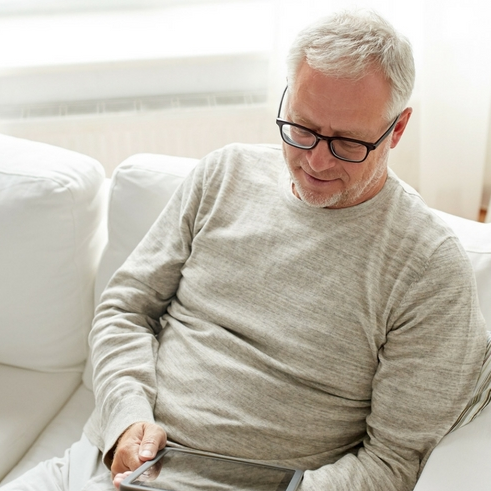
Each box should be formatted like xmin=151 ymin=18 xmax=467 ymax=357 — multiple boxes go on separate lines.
xmin=342 ymin=154 xmax=378 ymax=187
xmin=342 ymin=163 xmax=365 ymax=184
xmin=356 ymin=148 xmax=388 ymax=184
xmin=282 ymin=144 xmax=303 ymax=168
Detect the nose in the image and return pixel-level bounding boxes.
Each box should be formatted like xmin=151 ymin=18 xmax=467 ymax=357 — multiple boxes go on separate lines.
xmin=305 ymin=141 xmax=338 ymax=173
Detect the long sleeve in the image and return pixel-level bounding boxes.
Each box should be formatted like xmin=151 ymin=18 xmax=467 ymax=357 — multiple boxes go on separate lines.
xmin=88 ymin=162 xmax=206 ymax=460
xmin=299 ymin=237 xmax=486 ymax=491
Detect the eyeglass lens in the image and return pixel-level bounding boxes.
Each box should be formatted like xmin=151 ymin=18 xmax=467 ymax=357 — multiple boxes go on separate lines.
xmin=281 ymin=124 xmax=368 ymax=162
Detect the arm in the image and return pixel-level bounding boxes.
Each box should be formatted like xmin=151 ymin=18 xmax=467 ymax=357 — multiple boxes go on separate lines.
xmin=300 ymin=238 xmax=486 ymax=491
xmin=89 ymin=162 xmax=206 ymax=467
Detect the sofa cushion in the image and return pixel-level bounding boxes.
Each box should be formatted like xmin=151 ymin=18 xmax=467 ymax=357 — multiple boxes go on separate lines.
xmin=0 ymin=383 xmax=95 ymax=485
xmin=93 ymin=153 xmax=198 ymax=304
xmin=0 ymin=134 xmax=106 ymax=371
xmin=0 ymin=364 xmax=82 ymax=481
xmin=433 ymin=209 xmax=491 ymax=328
xmin=84 ymin=153 xmax=198 ymax=388
xmin=414 ymin=402 xmax=491 ymax=491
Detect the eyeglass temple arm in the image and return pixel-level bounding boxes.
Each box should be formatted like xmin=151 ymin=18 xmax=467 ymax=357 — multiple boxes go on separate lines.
xmin=277 ymin=86 xmax=288 ymax=118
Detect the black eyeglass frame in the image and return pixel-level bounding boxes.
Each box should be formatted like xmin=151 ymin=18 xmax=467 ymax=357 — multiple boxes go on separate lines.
xmin=276 ymin=86 xmax=400 ymax=164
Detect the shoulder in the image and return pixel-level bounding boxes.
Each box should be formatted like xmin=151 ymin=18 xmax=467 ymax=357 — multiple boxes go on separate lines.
xmin=372 ymin=171 xmax=474 ymax=284
xmin=385 ymin=170 xmax=460 ymax=250
xmin=201 ymin=143 xmax=283 ymax=172
xmin=382 ymin=176 xmax=485 ymax=335
xmin=194 ymin=143 xmax=284 ymax=191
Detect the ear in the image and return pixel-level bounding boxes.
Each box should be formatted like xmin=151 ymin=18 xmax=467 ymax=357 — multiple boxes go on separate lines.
xmin=390 ymin=107 xmax=412 ymax=149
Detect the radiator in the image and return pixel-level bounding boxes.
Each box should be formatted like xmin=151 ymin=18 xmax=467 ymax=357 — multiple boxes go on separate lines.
xmin=0 ymin=90 xmax=281 ymax=176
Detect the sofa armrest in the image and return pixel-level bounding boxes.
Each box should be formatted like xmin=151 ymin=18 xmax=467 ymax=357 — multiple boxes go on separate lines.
xmin=0 ymin=134 xmax=105 ymax=480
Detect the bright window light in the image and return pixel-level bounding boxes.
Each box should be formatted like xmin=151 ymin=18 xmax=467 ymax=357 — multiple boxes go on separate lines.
xmin=0 ymin=0 xmax=258 ymax=15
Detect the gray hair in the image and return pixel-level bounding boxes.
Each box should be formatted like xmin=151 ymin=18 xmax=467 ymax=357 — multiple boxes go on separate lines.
xmin=286 ymin=9 xmax=415 ymax=120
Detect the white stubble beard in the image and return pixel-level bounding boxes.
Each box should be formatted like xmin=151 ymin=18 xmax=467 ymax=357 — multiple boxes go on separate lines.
xmin=286 ymin=143 xmax=390 ymax=209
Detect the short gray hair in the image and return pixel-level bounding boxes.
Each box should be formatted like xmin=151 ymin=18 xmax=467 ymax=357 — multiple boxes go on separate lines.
xmin=286 ymin=9 xmax=415 ymax=120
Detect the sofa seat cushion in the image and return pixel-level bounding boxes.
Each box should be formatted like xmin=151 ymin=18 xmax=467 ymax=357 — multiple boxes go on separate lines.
xmin=414 ymin=402 xmax=491 ymax=491
xmin=0 ymin=383 xmax=95 ymax=485
xmin=0 ymin=364 xmax=82 ymax=481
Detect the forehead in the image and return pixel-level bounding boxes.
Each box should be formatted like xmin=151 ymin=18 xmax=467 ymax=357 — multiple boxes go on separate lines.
xmin=288 ymin=62 xmax=392 ymax=134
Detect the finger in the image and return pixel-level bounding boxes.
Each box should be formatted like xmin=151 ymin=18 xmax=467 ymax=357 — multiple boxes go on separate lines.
xmin=113 ymin=471 xmax=132 ymax=489
xmin=111 ymin=422 xmax=167 ymax=477
xmin=139 ymin=423 xmax=167 ymax=461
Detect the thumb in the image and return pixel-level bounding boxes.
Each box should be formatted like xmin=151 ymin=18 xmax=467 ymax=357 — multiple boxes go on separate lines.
xmin=139 ymin=424 xmax=167 ymax=461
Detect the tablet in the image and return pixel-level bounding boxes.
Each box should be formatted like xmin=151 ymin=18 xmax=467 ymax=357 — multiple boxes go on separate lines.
xmin=120 ymin=447 xmax=304 ymax=491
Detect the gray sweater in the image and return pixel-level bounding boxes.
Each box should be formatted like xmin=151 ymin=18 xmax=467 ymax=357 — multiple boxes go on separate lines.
xmin=86 ymin=143 xmax=486 ymax=491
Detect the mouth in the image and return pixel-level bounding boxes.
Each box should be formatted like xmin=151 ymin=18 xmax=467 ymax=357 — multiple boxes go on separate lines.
xmin=303 ymin=170 xmax=340 ymax=184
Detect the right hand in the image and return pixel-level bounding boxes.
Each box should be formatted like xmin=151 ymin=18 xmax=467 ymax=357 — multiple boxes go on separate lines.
xmin=111 ymin=421 xmax=167 ymax=485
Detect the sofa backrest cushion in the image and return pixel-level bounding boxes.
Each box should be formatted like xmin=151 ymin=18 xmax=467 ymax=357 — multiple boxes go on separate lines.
xmin=433 ymin=209 xmax=491 ymax=329
xmin=84 ymin=153 xmax=198 ymax=387
xmin=0 ymin=135 xmax=106 ymax=371
xmin=93 ymin=153 xmax=199 ymax=304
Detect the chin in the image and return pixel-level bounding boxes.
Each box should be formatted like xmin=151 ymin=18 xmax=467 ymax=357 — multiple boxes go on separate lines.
xmin=293 ymin=181 xmax=350 ymax=209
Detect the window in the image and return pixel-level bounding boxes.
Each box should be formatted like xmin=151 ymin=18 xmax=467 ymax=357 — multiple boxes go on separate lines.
xmin=0 ymin=0 xmax=251 ymax=15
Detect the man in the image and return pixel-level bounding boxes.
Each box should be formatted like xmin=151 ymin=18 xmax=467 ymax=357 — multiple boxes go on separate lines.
xmin=4 ymin=9 xmax=486 ymax=491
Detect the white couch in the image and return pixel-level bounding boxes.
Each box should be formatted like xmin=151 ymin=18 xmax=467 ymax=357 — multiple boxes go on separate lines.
xmin=0 ymin=134 xmax=490 ymax=490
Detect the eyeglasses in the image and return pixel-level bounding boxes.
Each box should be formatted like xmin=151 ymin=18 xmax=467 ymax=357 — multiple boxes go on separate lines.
xmin=276 ymin=87 xmax=399 ymax=164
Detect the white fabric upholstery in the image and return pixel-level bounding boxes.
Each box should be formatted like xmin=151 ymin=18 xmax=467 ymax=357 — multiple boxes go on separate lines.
xmin=0 ymin=135 xmax=105 ymax=482
xmin=1 ymin=384 xmax=95 ymax=485
xmin=0 ymin=367 xmax=82 ymax=482
xmin=0 ymin=134 xmax=106 ymax=371
xmin=432 ymin=209 xmax=491 ymax=328
xmin=93 ymin=153 xmax=198 ymax=304
xmin=414 ymin=402 xmax=491 ymax=491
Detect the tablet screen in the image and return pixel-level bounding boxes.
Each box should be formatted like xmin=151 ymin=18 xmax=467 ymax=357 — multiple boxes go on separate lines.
xmin=126 ymin=448 xmax=300 ymax=491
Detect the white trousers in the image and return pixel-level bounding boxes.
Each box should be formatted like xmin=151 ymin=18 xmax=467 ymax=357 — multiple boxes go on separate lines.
xmin=0 ymin=435 xmax=113 ymax=491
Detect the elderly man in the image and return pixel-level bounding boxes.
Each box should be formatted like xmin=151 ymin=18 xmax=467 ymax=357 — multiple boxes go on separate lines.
xmin=4 ymin=8 xmax=486 ymax=491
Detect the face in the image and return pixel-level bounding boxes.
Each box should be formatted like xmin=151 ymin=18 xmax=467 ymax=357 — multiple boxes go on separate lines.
xmin=282 ymin=62 xmax=412 ymax=208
